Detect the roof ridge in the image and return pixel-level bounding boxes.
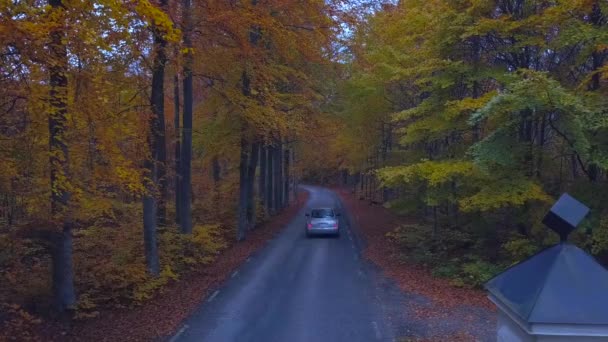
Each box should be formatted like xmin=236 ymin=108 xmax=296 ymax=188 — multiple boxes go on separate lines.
xmin=526 ymin=243 xmax=565 ymax=320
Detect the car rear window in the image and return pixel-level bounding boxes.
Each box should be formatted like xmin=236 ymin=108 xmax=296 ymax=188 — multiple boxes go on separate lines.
xmin=311 ymin=209 xmax=334 ymax=218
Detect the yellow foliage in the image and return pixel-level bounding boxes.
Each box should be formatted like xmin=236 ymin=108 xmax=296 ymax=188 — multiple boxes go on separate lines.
xmin=459 ymin=180 xmax=552 ymax=212
xmin=379 ymin=160 xmax=475 ymax=187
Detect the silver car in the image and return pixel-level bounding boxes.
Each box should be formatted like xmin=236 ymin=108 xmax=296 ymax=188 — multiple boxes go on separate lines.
xmin=305 ymin=208 xmax=341 ymax=237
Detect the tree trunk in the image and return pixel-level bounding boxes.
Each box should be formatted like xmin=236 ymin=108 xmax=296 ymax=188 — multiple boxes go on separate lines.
xmin=266 ymin=146 xmax=275 ymax=214
xmin=283 ymin=148 xmax=290 ymax=206
xmin=246 ymin=142 xmax=260 ymax=228
xmin=259 ymin=145 xmax=267 ymax=215
xmin=212 ymin=155 xmax=221 ymax=216
xmin=48 ymin=0 xmax=76 ymax=311
xmin=432 ymin=206 xmax=438 ymax=237
xmin=237 ymin=138 xmax=250 ymax=241
xmin=155 ymin=44 xmax=168 ymax=227
xmin=179 ymin=0 xmax=193 ymax=234
xmin=143 ymin=0 xmax=168 ymax=275
xmin=291 ymin=149 xmax=297 ymax=201
xmin=142 ymin=169 xmax=160 ymax=276
xmin=359 ymin=173 xmax=364 ymax=198
xmin=587 ymin=2 xmax=603 ymax=182
xmin=157 ymin=129 xmax=167 ymax=226
xmin=274 ymin=142 xmax=283 ymax=210
xmin=173 ymin=74 xmax=181 ymax=225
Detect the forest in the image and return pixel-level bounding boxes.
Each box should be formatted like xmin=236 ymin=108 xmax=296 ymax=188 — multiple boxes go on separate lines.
xmin=327 ymin=0 xmax=608 ymax=287
xmin=1 ymin=0 xmax=607 ymax=339
xmin=0 ymin=0 xmax=362 ymax=336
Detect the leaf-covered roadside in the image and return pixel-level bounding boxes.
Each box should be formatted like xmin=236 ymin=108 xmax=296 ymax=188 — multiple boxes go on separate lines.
xmin=1 ymin=191 xmax=309 ymax=342
xmin=335 ymin=188 xmax=495 ymax=341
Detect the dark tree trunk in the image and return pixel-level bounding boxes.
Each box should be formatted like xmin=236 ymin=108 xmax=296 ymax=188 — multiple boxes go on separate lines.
xmin=48 ymin=0 xmax=76 ymax=311
xmin=283 ymin=148 xmax=290 ymax=206
xmin=143 ymin=0 xmax=168 ymax=275
xmin=291 ymin=149 xmax=297 ymax=201
xmin=246 ymin=142 xmax=260 ymax=228
xmin=274 ymin=142 xmax=283 ymax=210
xmin=212 ymin=155 xmax=221 ymax=217
xmin=157 ymin=130 xmax=167 ymax=226
xmin=266 ymin=146 xmax=275 ymax=214
xmin=279 ymin=143 xmax=285 ymax=208
xmin=155 ymin=40 xmax=168 ymax=227
xmin=366 ymin=173 xmax=370 ymax=200
xmin=237 ymin=138 xmax=250 ymax=241
xmin=432 ymin=206 xmax=438 ymax=237
xmin=142 ymin=169 xmax=160 ymax=275
xmin=237 ymin=0 xmax=260 ymax=236
xmin=212 ymin=156 xmax=221 ymax=183
xmin=50 ymin=227 xmax=75 ymax=312
xmin=536 ymin=114 xmax=547 ymax=178
xmin=585 ymin=1 xmax=603 ymax=182
xmin=179 ymin=0 xmax=193 ymax=234
xmin=173 ymin=74 xmax=181 ymax=225
xmin=586 ymin=54 xmax=601 ymax=181
xmin=359 ymin=173 xmax=364 ymax=197
xmin=259 ymin=145 xmax=267 ymax=214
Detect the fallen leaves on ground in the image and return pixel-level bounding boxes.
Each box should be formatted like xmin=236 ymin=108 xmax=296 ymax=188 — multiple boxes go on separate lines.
xmin=35 ymin=192 xmax=309 ymax=342
xmin=334 ymin=187 xmax=495 ymax=341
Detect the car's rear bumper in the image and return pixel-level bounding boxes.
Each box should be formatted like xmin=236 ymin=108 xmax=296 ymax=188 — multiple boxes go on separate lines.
xmin=307 ymin=228 xmax=339 ymax=235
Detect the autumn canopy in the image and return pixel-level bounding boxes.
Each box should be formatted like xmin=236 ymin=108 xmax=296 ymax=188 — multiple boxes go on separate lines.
xmin=1 ymin=0 xmax=607 ymax=338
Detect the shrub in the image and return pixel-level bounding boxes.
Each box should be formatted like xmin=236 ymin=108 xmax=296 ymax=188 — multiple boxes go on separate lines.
xmin=432 ymin=263 xmax=460 ymax=278
xmin=591 ymin=218 xmax=608 ymax=256
xmin=387 ymin=223 xmax=473 ymax=267
xmin=73 ymin=222 xmax=228 ymax=318
xmin=461 ymin=260 xmax=502 ymax=287
xmin=503 ymin=236 xmax=539 ymax=262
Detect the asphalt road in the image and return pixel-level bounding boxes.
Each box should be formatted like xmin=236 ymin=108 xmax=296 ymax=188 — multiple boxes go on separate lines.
xmin=173 ymin=186 xmax=396 ymax=342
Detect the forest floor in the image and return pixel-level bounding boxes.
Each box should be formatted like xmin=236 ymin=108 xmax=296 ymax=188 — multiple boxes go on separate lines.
xmin=334 ymin=187 xmax=497 ymax=342
xmin=26 ymin=191 xmax=309 ymax=342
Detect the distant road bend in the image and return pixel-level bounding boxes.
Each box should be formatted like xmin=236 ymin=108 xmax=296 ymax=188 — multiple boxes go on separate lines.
xmin=172 ymin=186 xmax=397 ymax=342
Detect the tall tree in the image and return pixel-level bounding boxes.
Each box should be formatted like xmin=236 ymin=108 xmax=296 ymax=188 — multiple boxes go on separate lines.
xmin=266 ymin=145 xmax=275 ymax=213
xmin=179 ymin=0 xmax=193 ymax=234
xmin=246 ymin=142 xmax=260 ymax=228
xmin=274 ymin=142 xmax=283 ymax=210
xmin=259 ymin=144 xmax=267 ymax=214
xmin=237 ymin=137 xmax=250 ymax=241
xmin=174 ymin=73 xmax=181 ymax=224
xmin=48 ymin=0 xmax=76 ymax=311
xmin=283 ymin=147 xmax=290 ymax=206
xmin=236 ymin=0 xmax=261 ymax=240
xmin=143 ymin=0 xmax=169 ymax=276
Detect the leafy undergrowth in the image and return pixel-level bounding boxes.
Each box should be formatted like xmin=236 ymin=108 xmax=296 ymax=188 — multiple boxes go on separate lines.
xmin=2 ymin=191 xmax=309 ymax=342
xmin=334 ymin=188 xmax=495 ymax=341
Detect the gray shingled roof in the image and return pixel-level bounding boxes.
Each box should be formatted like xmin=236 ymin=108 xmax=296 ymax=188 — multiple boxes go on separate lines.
xmin=485 ymin=243 xmax=608 ymax=324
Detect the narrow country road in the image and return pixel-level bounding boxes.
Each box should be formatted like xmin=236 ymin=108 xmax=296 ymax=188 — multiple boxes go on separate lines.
xmin=173 ymin=186 xmax=396 ymax=342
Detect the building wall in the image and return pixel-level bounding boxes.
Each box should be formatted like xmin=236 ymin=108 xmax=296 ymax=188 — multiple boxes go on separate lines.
xmin=497 ymin=311 xmax=535 ymax=342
